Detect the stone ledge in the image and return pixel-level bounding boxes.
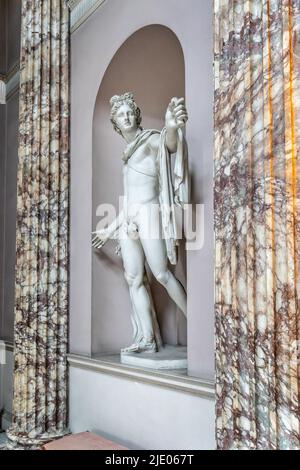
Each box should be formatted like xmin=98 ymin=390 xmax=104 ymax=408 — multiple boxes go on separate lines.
xmin=67 ymin=353 xmax=215 ymax=400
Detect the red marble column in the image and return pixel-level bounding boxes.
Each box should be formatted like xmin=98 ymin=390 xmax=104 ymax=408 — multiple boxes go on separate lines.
xmin=6 ymin=0 xmax=70 ymax=449
xmin=214 ymin=0 xmax=300 ymax=450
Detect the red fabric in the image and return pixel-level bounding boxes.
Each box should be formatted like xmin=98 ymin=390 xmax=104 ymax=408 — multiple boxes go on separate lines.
xmin=43 ymin=432 xmax=128 ymax=451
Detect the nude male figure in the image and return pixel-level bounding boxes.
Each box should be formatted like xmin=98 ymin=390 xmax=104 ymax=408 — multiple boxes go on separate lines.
xmin=92 ymin=93 xmax=188 ymax=353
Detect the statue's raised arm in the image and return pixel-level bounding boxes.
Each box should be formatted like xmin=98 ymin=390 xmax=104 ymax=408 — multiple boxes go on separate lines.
xmin=165 ymin=97 xmax=188 ymax=154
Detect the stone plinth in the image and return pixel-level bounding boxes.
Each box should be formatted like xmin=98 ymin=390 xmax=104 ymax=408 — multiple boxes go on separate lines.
xmin=121 ymin=345 xmax=187 ymax=370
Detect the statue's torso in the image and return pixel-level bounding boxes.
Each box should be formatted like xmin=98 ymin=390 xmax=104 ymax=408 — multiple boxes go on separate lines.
xmin=123 ymin=136 xmax=160 ymax=206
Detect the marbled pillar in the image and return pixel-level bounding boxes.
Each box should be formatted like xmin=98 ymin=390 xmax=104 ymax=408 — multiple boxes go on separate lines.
xmin=214 ymin=0 xmax=300 ymax=450
xmin=7 ymin=0 xmax=70 ymax=449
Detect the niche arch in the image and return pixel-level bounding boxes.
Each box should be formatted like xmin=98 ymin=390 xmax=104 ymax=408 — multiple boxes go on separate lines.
xmin=92 ymin=24 xmax=186 ymax=355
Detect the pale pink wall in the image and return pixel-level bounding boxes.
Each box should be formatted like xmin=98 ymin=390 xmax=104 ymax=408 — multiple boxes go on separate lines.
xmin=0 ymin=105 xmax=5 ymax=337
xmin=0 ymin=1 xmax=20 ymax=341
xmin=0 ymin=1 xmax=5 ymax=336
xmin=70 ymin=0 xmax=214 ymax=379
xmin=0 ymin=0 xmax=21 ymax=75
xmin=92 ymin=25 xmax=186 ymax=353
xmin=0 ymin=0 xmax=6 ymax=75
xmin=2 ymin=92 xmax=19 ymax=340
xmin=7 ymin=0 xmax=21 ymax=72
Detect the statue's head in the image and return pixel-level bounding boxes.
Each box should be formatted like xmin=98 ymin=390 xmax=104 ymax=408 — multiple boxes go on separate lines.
xmin=110 ymin=92 xmax=142 ymax=136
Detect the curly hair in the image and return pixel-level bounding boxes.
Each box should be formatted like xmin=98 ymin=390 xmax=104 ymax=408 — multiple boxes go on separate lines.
xmin=110 ymin=92 xmax=142 ymax=135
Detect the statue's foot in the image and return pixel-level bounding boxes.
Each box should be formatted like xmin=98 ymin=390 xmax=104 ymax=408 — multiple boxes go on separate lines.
xmin=137 ymin=338 xmax=158 ymax=354
xmin=121 ymin=343 xmax=140 ymax=354
xmin=121 ymin=338 xmax=158 ymax=354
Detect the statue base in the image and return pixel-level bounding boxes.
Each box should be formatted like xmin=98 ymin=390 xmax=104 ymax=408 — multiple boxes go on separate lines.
xmin=120 ymin=345 xmax=187 ymax=370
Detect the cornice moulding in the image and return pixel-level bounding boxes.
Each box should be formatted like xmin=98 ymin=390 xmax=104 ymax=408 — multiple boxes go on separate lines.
xmin=67 ymin=0 xmax=82 ymax=9
xmin=1 ymin=0 xmax=107 ymax=99
xmin=69 ymin=0 xmax=106 ymax=33
xmin=0 ymin=63 xmax=20 ymax=101
xmin=6 ymin=70 xmax=20 ymax=99
xmin=6 ymin=62 xmax=20 ymax=82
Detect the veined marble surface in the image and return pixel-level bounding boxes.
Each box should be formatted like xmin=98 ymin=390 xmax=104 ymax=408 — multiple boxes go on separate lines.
xmin=7 ymin=0 xmax=70 ymax=449
xmin=214 ymin=0 xmax=300 ymax=450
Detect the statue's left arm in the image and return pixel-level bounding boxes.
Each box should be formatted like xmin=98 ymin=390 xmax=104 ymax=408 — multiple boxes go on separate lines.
xmin=165 ymin=97 xmax=188 ymax=153
xmin=158 ymin=97 xmax=189 ymax=264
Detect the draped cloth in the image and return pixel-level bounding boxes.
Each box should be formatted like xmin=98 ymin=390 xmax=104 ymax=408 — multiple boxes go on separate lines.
xmin=123 ymin=129 xmax=158 ymax=163
xmin=158 ymin=127 xmax=189 ymax=265
xmin=215 ymin=0 xmax=300 ymax=450
xmin=7 ymin=0 xmax=70 ymax=449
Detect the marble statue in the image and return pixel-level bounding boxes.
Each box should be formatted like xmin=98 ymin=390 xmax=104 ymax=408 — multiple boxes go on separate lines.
xmin=92 ymin=92 xmax=189 ymax=355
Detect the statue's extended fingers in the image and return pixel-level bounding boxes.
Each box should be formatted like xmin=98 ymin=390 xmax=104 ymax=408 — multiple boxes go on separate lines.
xmin=168 ymin=98 xmax=176 ymax=110
xmin=170 ymin=97 xmax=184 ymax=108
xmin=174 ymin=97 xmax=185 ymax=105
xmin=175 ymin=109 xmax=187 ymax=118
xmin=174 ymin=104 xmax=185 ymax=112
xmin=174 ymin=110 xmax=186 ymax=118
xmin=175 ymin=110 xmax=187 ymax=119
xmin=175 ymin=107 xmax=187 ymax=115
xmin=176 ymin=116 xmax=188 ymax=125
xmin=92 ymin=231 xmax=102 ymax=237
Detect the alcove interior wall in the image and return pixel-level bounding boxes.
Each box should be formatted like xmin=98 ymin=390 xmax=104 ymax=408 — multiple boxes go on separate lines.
xmin=92 ymin=25 xmax=187 ymax=354
xmin=70 ymin=0 xmax=214 ymax=379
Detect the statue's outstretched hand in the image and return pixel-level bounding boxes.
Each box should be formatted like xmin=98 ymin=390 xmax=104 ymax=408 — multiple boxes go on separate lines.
xmin=165 ymin=97 xmax=188 ymax=131
xmin=92 ymin=229 xmax=110 ymax=249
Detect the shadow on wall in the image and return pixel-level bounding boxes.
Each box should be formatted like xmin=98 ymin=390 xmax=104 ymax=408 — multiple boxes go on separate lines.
xmin=92 ymin=24 xmax=187 ymax=355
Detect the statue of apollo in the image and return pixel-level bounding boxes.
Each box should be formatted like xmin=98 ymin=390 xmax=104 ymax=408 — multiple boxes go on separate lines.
xmin=92 ymin=92 xmax=189 ymax=354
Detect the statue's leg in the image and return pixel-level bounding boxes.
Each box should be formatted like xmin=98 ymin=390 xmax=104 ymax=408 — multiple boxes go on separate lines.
xmin=120 ymin=234 xmax=156 ymax=346
xmin=139 ymin=211 xmax=187 ymax=317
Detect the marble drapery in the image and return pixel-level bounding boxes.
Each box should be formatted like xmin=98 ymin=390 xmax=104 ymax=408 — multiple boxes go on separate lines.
xmin=214 ymin=0 xmax=300 ymax=450
xmin=7 ymin=0 xmax=70 ymax=449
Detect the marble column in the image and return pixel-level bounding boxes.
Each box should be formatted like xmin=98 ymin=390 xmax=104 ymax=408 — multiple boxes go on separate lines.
xmin=6 ymin=0 xmax=70 ymax=449
xmin=214 ymin=0 xmax=300 ymax=450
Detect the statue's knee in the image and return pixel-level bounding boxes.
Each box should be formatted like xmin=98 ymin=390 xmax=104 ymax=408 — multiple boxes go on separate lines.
xmin=156 ymin=270 xmax=170 ymax=286
xmin=124 ymin=271 xmax=143 ymax=288
xmin=124 ymin=272 xmax=134 ymax=286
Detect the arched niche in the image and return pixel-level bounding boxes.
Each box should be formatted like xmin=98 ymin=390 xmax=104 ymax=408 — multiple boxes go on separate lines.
xmin=92 ymin=24 xmax=187 ymax=355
